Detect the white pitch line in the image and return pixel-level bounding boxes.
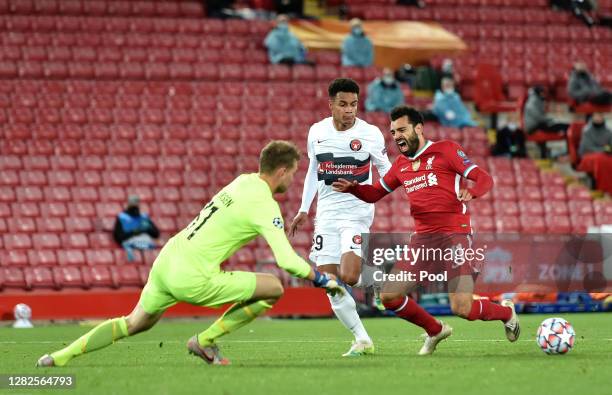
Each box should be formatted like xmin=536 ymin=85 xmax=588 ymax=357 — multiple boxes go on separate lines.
xmin=1 ymin=339 xmax=610 ymax=344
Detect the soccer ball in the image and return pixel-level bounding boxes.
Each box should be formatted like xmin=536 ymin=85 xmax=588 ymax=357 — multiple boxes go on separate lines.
xmin=536 ymin=317 xmax=575 ymax=355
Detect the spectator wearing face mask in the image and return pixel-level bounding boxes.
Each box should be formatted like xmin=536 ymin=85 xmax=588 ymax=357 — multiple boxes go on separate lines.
xmin=432 ymin=78 xmax=477 ymax=128
xmin=113 ymin=195 xmax=160 ymax=262
xmin=568 ymin=62 xmax=612 ymax=106
xmin=524 ymin=85 xmax=569 ymax=134
xmin=264 ymin=14 xmax=307 ymax=65
xmin=365 ymin=68 xmax=404 ymax=113
xmin=341 ymin=18 xmax=374 ymax=67
xmin=579 ymin=113 xmax=612 ymax=156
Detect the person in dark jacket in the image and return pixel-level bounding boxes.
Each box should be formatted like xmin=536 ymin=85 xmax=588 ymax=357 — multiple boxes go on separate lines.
xmin=524 ymin=86 xmax=569 ymax=134
xmin=579 ymin=113 xmax=612 ymax=156
xmin=567 ymin=62 xmax=611 ymax=106
xmin=113 ymin=195 xmax=159 ymax=261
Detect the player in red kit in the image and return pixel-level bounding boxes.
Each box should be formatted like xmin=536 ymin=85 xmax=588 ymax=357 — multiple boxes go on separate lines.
xmin=333 ymin=106 xmax=520 ymax=355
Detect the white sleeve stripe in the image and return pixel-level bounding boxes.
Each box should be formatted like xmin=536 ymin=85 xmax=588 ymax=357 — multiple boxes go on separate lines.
xmin=463 ymin=164 xmax=477 ymax=178
xmin=380 ymin=178 xmax=393 ymax=193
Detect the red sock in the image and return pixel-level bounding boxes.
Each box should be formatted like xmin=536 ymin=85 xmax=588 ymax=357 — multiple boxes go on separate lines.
xmin=467 ymin=299 xmax=512 ymax=322
xmin=384 ymin=296 xmax=442 ymax=336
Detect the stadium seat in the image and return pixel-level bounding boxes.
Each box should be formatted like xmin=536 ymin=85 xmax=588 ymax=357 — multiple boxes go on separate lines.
xmin=24 ymin=266 xmax=55 ymax=289
xmin=64 ymin=217 xmax=94 ymax=233
xmin=61 ymin=234 xmax=89 ymax=249
xmin=36 ymin=217 xmax=65 ymax=233
xmin=83 ymin=265 xmax=118 ymax=288
xmin=1 ymin=249 xmax=29 ymax=267
xmin=1 ymin=266 xmax=28 ymax=289
xmin=28 ymin=250 xmax=58 ymax=267
xmin=112 ymin=265 xmax=143 ymax=287
xmin=495 ymin=215 xmax=520 ymax=232
xmin=85 ymin=250 xmax=115 ymax=266
xmin=89 ymin=233 xmax=114 ymax=249
xmin=546 ymin=216 xmax=572 ymax=233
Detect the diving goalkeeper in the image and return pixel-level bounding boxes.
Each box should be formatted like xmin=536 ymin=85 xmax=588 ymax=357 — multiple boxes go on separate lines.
xmin=37 ymin=141 xmax=344 ymax=367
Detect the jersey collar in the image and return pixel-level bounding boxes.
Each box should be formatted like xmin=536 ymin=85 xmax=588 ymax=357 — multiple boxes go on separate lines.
xmin=409 ymin=140 xmax=432 ymax=160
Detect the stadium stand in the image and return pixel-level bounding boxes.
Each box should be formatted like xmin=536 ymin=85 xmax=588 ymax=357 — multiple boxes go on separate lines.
xmin=0 ymin=0 xmax=607 ymax=301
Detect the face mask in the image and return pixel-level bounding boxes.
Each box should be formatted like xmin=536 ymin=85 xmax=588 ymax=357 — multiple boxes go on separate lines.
xmin=277 ymin=23 xmax=288 ymax=32
xmin=352 ymin=27 xmax=363 ymax=36
xmin=382 ymin=76 xmax=395 ymax=85
xmin=592 ymin=121 xmax=605 ymax=128
xmin=443 ymin=88 xmax=454 ymax=95
xmin=507 ymin=122 xmax=518 ymax=131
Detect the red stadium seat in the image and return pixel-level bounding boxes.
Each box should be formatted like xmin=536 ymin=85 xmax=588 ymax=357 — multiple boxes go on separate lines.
xmin=25 ymin=267 xmax=56 ymax=289
xmin=1 ymin=250 xmax=29 ymax=267
xmin=8 ymin=217 xmax=36 ymax=233
xmin=28 ymin=250 xmax=58 ymax=267
xmin=53 ymin=266 xmax=87 ymax=289
xmin=65 ymin=217 xmax=94 ymax=233
xmin=112 ymin=265 xmax=143 ymax=287
xmin=1 ymin=263 xmax=27 ymax=290
xmin=36 ymin=217 xmax=64 ymax=233
xmin=61 ymin=234 xmax=89 ymax=249
xmin=495 ymin=216 xmax=520 ymax=233
xmin=83 ymin=265 xmax=118 ymax=288
xmin=85 ymin=250 xmax=115 ymax=266
xmin=546 ymin=216 xmax=572 ymax=234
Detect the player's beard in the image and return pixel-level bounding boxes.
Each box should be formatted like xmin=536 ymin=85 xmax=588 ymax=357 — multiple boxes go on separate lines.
xmin=397 ymin=134 xmax=420 ymax=157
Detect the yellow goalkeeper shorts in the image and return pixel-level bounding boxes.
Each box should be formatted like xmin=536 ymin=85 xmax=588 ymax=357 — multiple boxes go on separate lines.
xmin=138 ymin=241 xmax=257 ymax=314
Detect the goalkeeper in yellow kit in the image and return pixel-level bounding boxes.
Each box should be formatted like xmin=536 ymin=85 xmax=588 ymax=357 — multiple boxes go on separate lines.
xmin=37 ymin=141 xmax=345 ymax=367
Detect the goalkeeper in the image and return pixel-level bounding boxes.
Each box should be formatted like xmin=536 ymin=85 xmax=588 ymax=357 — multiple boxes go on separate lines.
xmin=37 ymin=141 xmax=344 ymax=367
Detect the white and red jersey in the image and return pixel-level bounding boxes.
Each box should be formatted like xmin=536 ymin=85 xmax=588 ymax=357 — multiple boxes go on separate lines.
xmin=381 ymin=140 xmax=477 ymax=233
xmin=300 ymin=117 xmax=392 ymax=222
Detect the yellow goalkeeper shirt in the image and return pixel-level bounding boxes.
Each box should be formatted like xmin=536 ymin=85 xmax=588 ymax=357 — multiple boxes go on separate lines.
xmin=170 ymin=173 xmax=311 ymax=278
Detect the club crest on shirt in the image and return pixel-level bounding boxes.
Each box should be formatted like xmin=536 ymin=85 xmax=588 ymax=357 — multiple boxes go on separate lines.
xmin=412 ymin=159 xmax=421 ymax=172
xmin=350 ymin=139 xmax=362 ymax=151
xmin=426 ymin=155 xmax=435 ymax=170
xmin=352 ymin=235 xmax=362 ymax=245
xmin=457 ymin=149 xmax=467 ymax=158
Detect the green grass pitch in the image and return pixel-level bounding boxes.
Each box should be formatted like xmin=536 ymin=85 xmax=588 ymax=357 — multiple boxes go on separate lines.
xmin=1 ymin=313 xmax=611 ymax=395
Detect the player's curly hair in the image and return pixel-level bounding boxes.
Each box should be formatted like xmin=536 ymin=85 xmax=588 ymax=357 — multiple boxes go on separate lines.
xmin=390 ymin=106 xmax=424 ymax=126
xmin=259 ymin=140 xmax=301 ymax=174
xmin=328 ymin=78 xmax=360 ymax=98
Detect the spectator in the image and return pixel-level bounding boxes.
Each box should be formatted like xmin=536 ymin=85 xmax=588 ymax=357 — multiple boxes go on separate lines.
xmin=365 ymin=68 xmax=404 ymax=113
xmin=341 ymin=18 xmax=374 ymax=67
xmin=205 ymin=0 xmax=234 ymax=18
xmin=395 ymin=63 xmax=416 ymax=88
xmin=273 ymin=0 xmax=304 ymax=17
xmin=579 ymin=113 xmax=612 ymax=156
xmin=568 ymin=62 xmax=612 ymax=106
xmin=524 ymin=86 xmax=569 ymax=134
xmin=491 ymin=113 xmax=527 ymax=158
xmin=435 ymin=58 xmax=456 ymax=88
xmin=398 ymin=0 xmax=426 ymax=7
xmin=432 ymin=78 xmax=477 ymax=128
xmin=113 ymin=195 xmax=160 ymax=262
xmin=264 ymin=14 xmax=306 ymax=65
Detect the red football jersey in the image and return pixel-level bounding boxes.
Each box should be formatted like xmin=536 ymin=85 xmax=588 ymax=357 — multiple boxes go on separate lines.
xmin=380 ymin=140 xmax=478 ymax=233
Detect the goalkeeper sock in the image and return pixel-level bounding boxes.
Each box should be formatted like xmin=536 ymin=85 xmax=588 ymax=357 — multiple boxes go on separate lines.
xmin=50 ymin=317 xmax=128 ymax=367
xmin=384 ymin=296 xmax=442 ymax=337
xmin=197 ymin=300 xmax=272 ymax=346
xmin=467 ymin=299 xmax=512 ymax=322
xmin=328 ymin=292 xmax=371 ymax=343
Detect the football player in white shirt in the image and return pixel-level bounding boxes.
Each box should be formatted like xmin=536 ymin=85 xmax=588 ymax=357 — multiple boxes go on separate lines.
xmin=289 ymin=78 xmax=392 ymax=356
